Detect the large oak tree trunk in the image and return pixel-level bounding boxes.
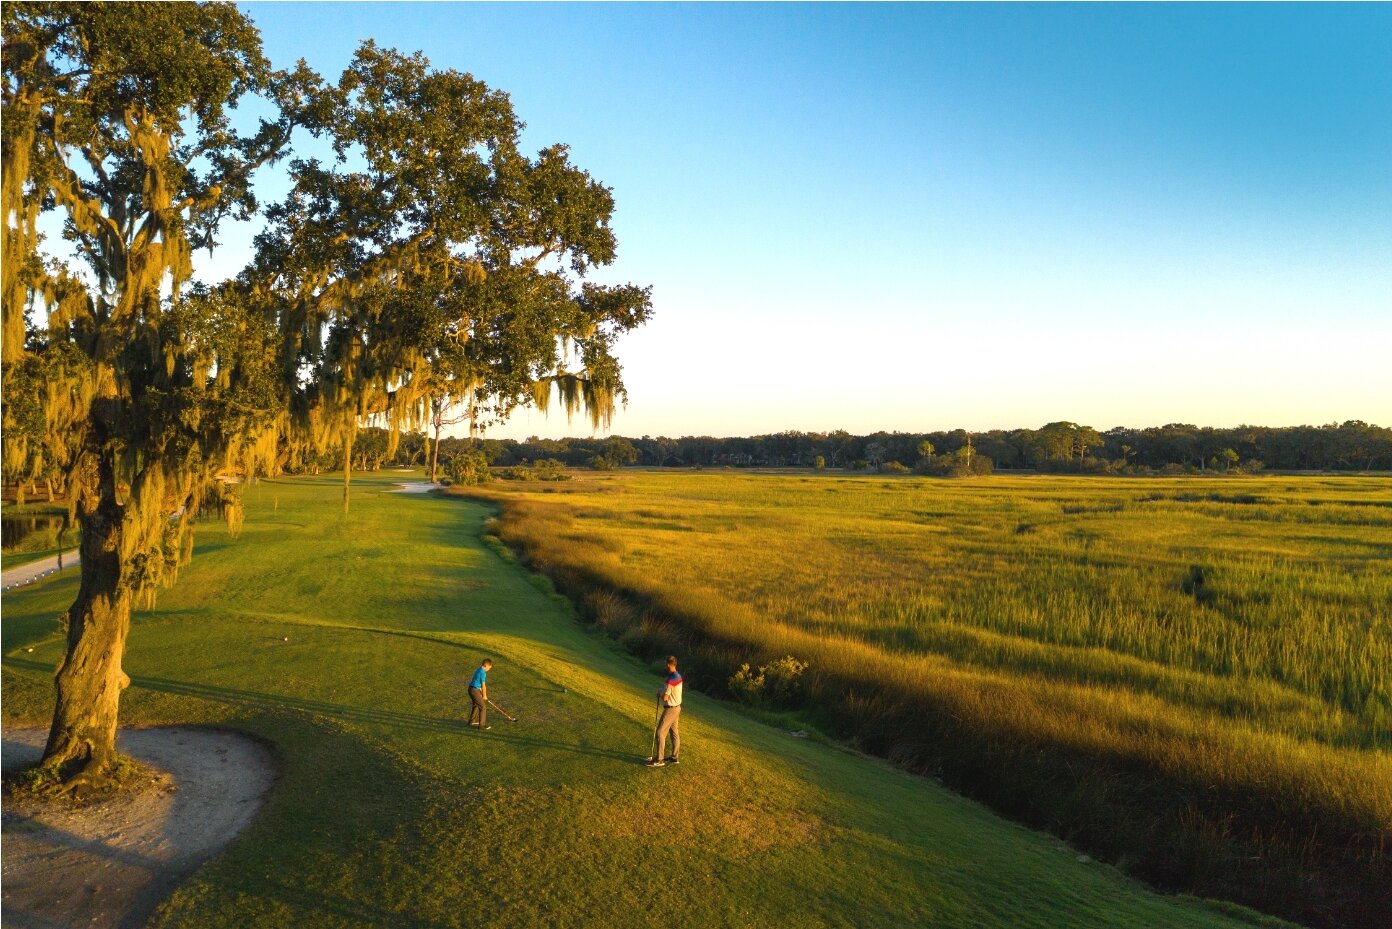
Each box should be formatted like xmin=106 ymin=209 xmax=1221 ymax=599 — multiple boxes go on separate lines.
xmin=42 ymin=458 xmax=132 ymax=787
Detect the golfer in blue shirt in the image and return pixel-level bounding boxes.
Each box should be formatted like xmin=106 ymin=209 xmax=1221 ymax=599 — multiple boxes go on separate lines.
xmin=468 ymin=658 xmax=493 ymax=730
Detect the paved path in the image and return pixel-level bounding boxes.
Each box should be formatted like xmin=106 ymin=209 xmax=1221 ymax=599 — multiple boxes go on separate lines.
xmin=1 ymin=550 xmax=80 ymax=592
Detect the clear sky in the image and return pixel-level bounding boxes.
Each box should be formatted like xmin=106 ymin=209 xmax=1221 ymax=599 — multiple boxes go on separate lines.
xmin=225 ymin=2 xmax=1392 ymax=439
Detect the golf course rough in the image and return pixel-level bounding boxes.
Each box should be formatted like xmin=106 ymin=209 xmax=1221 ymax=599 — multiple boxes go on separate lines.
xmin=0 ymin=473 xmax=1289 ymax=929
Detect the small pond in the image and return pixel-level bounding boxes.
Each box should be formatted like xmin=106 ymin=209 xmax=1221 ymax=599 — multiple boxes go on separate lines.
xmin=2 ymin=514 xmax=70 ymax=551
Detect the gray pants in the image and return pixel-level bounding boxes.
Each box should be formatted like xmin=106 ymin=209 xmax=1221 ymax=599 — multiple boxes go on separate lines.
xmin=654 ymin=705 xmax=681 ymax=759
xmin=468 ymin=687 xmax=487 ymax=727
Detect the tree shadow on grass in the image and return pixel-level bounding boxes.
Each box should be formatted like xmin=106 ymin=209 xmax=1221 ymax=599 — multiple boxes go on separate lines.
xmin=131 ymin=673 xmax=638 ymax=764
xmin=147 ymin=712 xmax=478 ymax=929
xmin=7 ymin=659 xmax=639 ymax=768
xmin=245 ymin=879 xmax=460 ymax=929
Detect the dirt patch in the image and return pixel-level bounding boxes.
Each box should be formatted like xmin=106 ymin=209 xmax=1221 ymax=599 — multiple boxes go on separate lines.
xmin=1 ymin=726 xmax=274 ymax=929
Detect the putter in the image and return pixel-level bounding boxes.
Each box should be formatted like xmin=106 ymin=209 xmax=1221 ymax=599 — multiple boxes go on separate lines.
xmin=487 ymin=698 xmax=517 ymax=722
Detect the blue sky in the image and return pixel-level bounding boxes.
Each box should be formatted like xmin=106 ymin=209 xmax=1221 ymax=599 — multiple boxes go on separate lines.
xmin=226 ymin=2 xmax=1392 ymax=439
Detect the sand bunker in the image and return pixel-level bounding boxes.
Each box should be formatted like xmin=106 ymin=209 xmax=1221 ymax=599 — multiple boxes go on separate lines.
xmin=2 ymin=727 xmax=274 ymax=929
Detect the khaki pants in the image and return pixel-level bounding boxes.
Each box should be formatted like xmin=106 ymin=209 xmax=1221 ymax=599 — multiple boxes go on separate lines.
xmin=468 ymin=686 xmax=487 ymax=727
xmin=654 ymin=705 xmax=681 ymax=759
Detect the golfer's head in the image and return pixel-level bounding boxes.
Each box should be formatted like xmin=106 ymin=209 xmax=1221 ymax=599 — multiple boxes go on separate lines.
xmin=665 ymin=655 xmax=677 ymax=670
xmin=482 ymin=658 xmax=493 ymax=669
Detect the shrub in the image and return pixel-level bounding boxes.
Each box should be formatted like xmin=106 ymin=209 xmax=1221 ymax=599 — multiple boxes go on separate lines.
xmin=500 ymin=459 xmax=570 ymax=481
xmin=813 ymin=455 xmax=826 ymax=470
xmin=589 ymin=455 xmax=614 ymax=471
xmin=533 ymin=458 xmax=569 ymax=481
xmin=447 ymin=452 xmax=492 ymax=486
xmin=915 ymin=451 xmax=993 ymax=477
xmin=879 ymin=460 xmax=910 ymax=474
xmin=728 ymin=663 xmax=764 ymax=704
xmin=728 ymin=655 xmax=809 ymax=708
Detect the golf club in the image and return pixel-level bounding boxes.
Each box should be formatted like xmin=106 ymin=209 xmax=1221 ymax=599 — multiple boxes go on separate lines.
xmin=487 ymin=698 xmax=517 ymax=722
xmin=648 ymin=698 xmax=662 ymax=764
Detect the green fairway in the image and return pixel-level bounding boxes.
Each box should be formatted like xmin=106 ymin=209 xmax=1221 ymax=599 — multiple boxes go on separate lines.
xmin=2 ymin=472 xmax=1280 ymax=928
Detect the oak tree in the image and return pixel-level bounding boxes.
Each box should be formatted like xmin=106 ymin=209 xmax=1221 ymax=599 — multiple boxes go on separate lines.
xmin=249 ymin=43 xmax=651 ymax=510
xmin=0 ymin=1 xmax=316 ymax=787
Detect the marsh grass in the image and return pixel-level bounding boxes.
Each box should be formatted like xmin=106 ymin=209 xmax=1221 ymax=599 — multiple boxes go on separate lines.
xmin=457 ymin=472 xmax=1392 ymax=929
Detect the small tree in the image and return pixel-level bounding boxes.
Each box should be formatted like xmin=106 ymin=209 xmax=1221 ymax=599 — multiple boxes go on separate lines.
xmin=424 ymin=390 xmax=476 ymax=484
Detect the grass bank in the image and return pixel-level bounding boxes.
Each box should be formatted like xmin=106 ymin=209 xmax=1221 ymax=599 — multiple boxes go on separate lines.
xmin=0 ymin=471 xmax=1279 ymax=928
xmin=453 ymin=471 xmax=1391 ymax=929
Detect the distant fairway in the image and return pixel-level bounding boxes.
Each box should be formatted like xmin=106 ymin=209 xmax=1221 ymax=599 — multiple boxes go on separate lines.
xmin=0 ymin=472 xmax=1275 ymax=929
xmin=464 ymin=471 xmax=1392 ymax=928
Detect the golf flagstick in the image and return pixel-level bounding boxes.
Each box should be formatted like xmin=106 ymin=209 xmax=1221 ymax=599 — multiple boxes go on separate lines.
xmin=487 ymin=698 xmax=516 ymax=722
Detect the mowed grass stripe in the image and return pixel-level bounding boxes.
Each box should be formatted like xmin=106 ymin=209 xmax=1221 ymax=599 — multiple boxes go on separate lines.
xmin=3 ymin=472 xmax=1274 ymax=928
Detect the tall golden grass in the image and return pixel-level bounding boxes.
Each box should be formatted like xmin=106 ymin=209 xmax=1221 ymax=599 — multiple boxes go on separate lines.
xmin=454 ymin=472 xmax=1391 ymax=928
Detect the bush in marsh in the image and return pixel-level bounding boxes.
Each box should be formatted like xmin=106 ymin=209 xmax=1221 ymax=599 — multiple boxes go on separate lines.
xmin=728 ymin=655 xmax=809 ymax=708
xmin=447 ymin=452 xmax=492 ymax=486
xmin=500 ymin=459 xmax=570 ymax=481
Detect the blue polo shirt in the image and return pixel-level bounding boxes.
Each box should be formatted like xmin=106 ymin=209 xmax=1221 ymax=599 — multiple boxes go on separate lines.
xmin=470 ymin=666 xmax=488 ymax=690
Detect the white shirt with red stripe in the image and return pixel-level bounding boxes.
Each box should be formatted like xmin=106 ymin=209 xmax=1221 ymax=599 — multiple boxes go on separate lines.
xmin=661 ymin=671 xmax=683 ymax=707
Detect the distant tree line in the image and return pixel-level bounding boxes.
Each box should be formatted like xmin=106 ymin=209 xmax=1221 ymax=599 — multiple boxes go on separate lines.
xmin=308 ymin=419 xmax=1392 ymax=477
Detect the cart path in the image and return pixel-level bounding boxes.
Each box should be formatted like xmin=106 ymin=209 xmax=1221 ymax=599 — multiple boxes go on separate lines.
xmin=1 ymin=550 xmax=80 ymax=593
xmin=1 ymin=727 xmax=275 ymax=929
